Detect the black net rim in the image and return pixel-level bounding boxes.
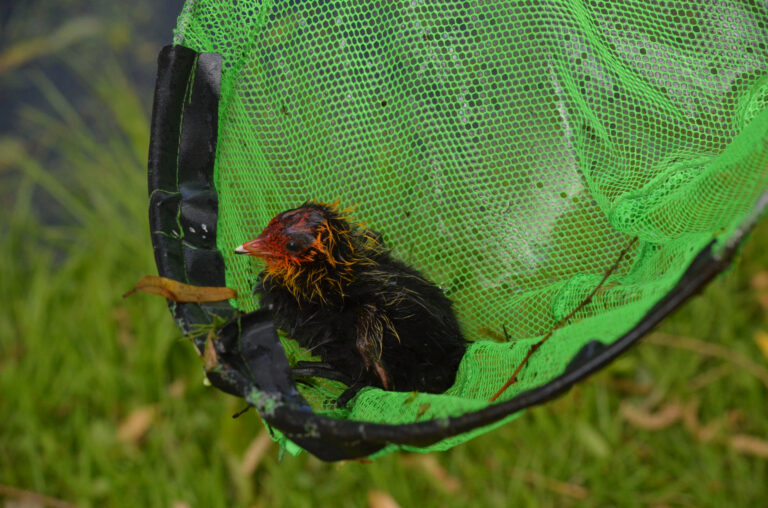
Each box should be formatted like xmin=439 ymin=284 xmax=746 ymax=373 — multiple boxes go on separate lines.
xmin=147 ymin=45 xmax=767 ymax=461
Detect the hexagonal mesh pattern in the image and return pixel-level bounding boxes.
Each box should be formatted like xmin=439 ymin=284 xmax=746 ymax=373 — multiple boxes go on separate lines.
xmin=172 ymin=0 xmax=768 ymax=452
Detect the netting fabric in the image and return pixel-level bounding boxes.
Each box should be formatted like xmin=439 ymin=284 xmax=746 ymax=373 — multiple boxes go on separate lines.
xmin=170 ymin=0 xmax=768 ymax=454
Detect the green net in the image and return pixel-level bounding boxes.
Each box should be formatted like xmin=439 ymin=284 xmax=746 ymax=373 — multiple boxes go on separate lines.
xmin=169 ymin=0 xmax=768 ymax=455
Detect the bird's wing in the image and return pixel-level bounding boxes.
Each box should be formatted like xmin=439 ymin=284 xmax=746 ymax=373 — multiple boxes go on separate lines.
xmin=355 ymin=303 xmax=392 ymax=390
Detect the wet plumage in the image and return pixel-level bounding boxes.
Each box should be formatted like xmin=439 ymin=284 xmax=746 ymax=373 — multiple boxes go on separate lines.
xmin=235 ymin=202 xmax=467 ymax=406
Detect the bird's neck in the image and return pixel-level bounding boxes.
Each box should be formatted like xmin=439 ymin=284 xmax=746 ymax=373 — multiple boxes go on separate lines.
xmin=262 ymin=258 xmax=371 ymax=304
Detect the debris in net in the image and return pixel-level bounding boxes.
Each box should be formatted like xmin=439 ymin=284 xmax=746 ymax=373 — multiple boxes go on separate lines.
xmin=123 ymin=275 xmax=236 ymax=302
xmin=414 ymin=403 xmax=431 ymax=421
xmin=490 ymin=236 xmax=638 ymax=402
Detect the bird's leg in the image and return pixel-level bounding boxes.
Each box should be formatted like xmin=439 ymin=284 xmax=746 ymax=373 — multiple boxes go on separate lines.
xmin=336 ymin=380 xmax=368 ymax=409
xmin=291 ymin=361 xmax=355 ymax=385
xmin=356 ymin=304 xmax=391 ymax=389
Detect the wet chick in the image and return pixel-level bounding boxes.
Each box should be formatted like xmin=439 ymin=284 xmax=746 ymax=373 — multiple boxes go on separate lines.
xmin=235 ymin=202 xmax=467 ymax=407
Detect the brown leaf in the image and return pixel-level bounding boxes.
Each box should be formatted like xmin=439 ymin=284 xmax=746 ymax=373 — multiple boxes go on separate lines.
xmin=620 ymin=401 xmax=683 ymax=430
xmin=415 ymin=403 xmax=431 ymax=421
xmin=681 ymin=399 xmax=722 ymax=443
xmin=728 ymin=434 xmax=768 ymax=459
xmin=511 ymin=468 xmax=589 ymax=499
xmin=334 ymin=458 xmax=373 ymax=470
xmin=117 ymin=405 xmax=156 ymax=444
xmin=0 ymin=484 xmax=79 ymax=508
xmin=168 ymin=380 xmax=186 ymax=399
xmin=123 ymin=276 xmax=236 ymax=302
xmin=240 ymin=430 xmax=274 ymax=476
xmin=752 ymin=272 xmax=768 ymax=311
xmin=367 ymin=490 xmax=401 ymax=508
xmin=401 ymin=455 xmax=461 ymax=493
xmin=203 ymin=332 xmax=219 ymax=371
xmin=751 ymin=271 xmax=768 ymax=291
xmin=110 ymin=307 xmax=135 ymax=348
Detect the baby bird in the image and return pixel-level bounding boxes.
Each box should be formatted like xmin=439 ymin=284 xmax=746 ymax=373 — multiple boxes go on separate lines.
xmin=235 ymin=202 xmax=467 ymax=407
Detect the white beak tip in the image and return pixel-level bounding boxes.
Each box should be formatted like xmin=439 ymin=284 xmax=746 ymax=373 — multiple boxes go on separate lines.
xmin=234 ymin=244 xmax=248 ymax=254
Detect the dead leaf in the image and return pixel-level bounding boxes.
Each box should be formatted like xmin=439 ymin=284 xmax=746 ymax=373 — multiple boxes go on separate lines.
xmin=478 ymin=326 xmax=506 ymax=342
xmin=171 ymin=502 xmax=191 ymax=508
xmin=0 ymin=484 xmax=79 ymax=508
xmin=403 ymin=391 xmax=419 ymax=405
xmin=728 ymin=434 xmax=768 ymax=459
xmin=620 ymin=401 xmax=683 ymax=430
xmin=168 ymin=380 xmax=186 ymax=399
xmin=335 ymin=458 xmax=373 ymax=470
xmin=751 ymin=271 xmax=768 ymax=291
xmin=110 ymin=307 xmax=134 ymax=348
xmin=681 ymin=399 xmax=722 ymax=443
xmin=401 ymin=455 xmax=461 ymax=493
xmin=367 ymin=490 xmax=400 ymax=508
xmin=752 ymin=272 xmax=768 ymax=311
xmin=123 ymin=276 xmax=236 ymax=302
xmin=241 ymin=430 xmax=273 ymax=476
xmin=117 ymin=405 xmax=156 ymax=444
xmin=415 ymin=403 xmax=431 ymax=421
xmin=754 ymin=330 xmax=768 ymax=361
xmin=511 ymin=468 xmax=589 ymax=499
xmin=203 ymin=331 xmax=219 ymax=371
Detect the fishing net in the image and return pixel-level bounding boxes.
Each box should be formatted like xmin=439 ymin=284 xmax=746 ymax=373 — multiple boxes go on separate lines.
xmin=147 ymin=0 xmax=768 ymax=460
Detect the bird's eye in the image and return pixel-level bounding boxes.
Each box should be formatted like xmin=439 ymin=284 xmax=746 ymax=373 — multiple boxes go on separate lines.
xmin=286 ymin=240 xmax=302 ymax=252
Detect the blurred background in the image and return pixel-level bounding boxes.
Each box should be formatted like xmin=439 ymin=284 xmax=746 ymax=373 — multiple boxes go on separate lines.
xmin=1 ymin=1 xmax=767 ymax=507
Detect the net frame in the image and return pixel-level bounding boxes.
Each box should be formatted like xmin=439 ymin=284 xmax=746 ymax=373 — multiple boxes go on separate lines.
xmin=147 ymin=44 xmax=767 ymax=460
xmin=146 ymin=1 xmax=768 ymax=460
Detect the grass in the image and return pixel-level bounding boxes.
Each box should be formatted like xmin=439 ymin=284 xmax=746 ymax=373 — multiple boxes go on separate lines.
xmin=2 ymin=62 xmax=768 ymax=508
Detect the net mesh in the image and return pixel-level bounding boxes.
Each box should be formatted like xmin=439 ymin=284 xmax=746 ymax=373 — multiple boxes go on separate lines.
xmin=171 ymin=0 xmax=768 ymax=454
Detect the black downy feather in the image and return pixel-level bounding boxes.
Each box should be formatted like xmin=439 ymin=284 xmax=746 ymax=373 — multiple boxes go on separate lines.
xmin=252 ymin=203 xmax=467 ymax=405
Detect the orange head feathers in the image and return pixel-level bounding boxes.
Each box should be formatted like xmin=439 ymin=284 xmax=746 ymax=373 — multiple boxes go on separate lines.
xmin=235 ymin=201 xmax=381 ymax=302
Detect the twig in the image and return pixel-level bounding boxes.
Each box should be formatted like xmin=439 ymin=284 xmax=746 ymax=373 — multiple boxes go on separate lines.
xmin=645 ymin=332 xmax=768 ymax=390
xmin=490 ymin=237 xmax=638 ymax=402
xmin=0 ymin=484 xmax=80 ymax=508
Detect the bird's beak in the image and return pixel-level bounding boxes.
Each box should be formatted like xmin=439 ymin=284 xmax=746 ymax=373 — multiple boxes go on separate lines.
xmin=234 ymin=237 xmax=272 ymax=257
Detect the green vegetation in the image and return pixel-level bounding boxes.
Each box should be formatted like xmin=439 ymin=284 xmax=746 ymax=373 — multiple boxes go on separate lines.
xmin=2 ymin=29 xmax=768 ymax=508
